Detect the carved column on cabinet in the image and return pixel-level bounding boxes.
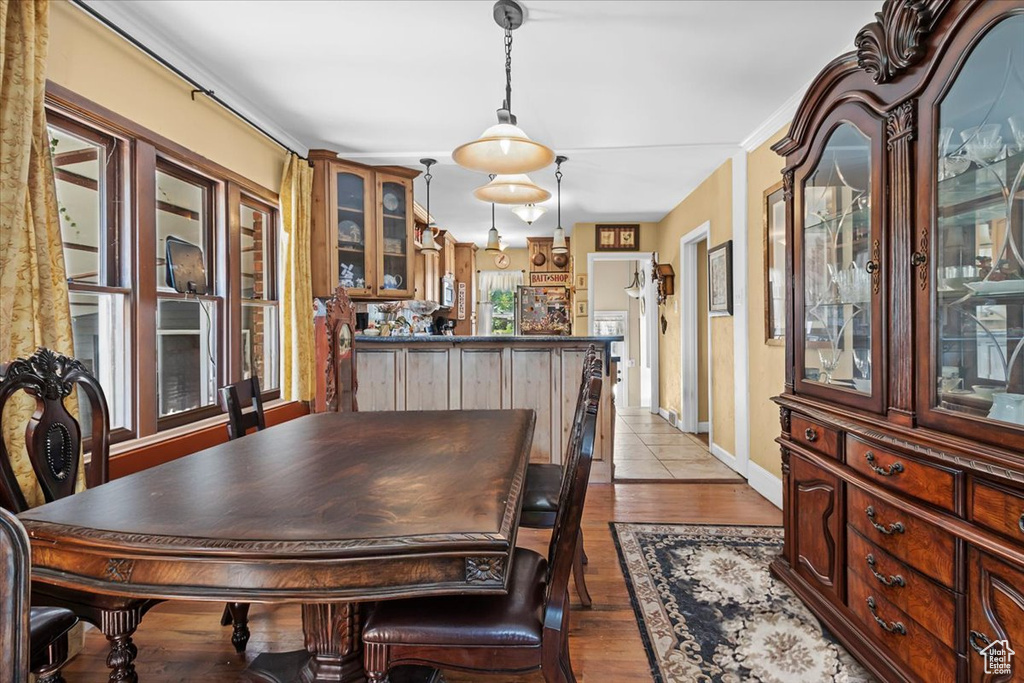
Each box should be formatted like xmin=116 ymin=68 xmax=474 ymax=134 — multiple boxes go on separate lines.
xmin=886 ymin=100 xmax=917 ymax=425
xmin=782 ymin=170 xmax=796 ymax=391
xmin=780 ymin=446 xmax=793 ymax=564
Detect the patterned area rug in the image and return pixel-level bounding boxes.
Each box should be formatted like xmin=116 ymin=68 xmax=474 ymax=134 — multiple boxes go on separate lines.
xmin=611 ymin=523 xmax=875 ymax=683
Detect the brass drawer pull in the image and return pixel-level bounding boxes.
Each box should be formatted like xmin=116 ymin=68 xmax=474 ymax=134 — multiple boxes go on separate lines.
xmin=866 ymin=554 xmax=905 ymax=587
xmin=804 ymin=427 xmax=818 ymax=442
xmin=970 ymin=630 xmax=991 ymax=654
xmin=866 ymin=597 xmax=906 ymax=635
xmin=865 ymin=451 xmax=904 ymax=477
xmin=866 ymin=506 xmax=905 ymax=535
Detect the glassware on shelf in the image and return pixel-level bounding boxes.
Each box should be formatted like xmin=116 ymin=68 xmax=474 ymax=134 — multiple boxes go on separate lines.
xmin=960 ymin=124 xmax=1004 ymax=165
xmin=938 ymin=127 xmax=971 ymax=180
xmin=1008 ymin=115 xmax=1024 ymax=153
xmin=817 ymin=348 xmax=842 ymax=385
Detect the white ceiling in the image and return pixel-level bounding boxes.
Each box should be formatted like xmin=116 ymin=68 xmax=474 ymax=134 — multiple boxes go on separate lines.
xmin=84 ymin=0 xmax=880 ymax=247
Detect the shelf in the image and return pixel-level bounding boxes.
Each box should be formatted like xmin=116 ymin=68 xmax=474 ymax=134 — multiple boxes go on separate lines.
xmin=382 ymin=213 xmax=407 ymax=221
xmin=338 ymin=246 xmax=365 ymax=255
xmin=803 ymin=205 xmax=870 ymax=234
xmin=338 ymin=206 xmax=364 ymax=215
xmin=937 ymin=149 xmax=1023 ymax=214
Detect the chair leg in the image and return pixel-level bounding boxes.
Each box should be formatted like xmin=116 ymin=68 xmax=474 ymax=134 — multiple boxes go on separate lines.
xmin=222 ymin=602 xmax=251 ymax=653
xmin=580 ymin=528 xmax=589 ymax=565
xmin=32 ymin=632 xmax=70 ymax=683
xmin=543 ymin=644 xmax=576 ymax=683
xmin=364 ymin=641 xmax=390 ymax=683
xmin=572 ymin=532 xmax=593 ymax=608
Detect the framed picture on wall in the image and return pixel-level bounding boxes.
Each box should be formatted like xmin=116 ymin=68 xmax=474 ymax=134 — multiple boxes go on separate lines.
xmin=763 ymin=182 xmax=786 ymax=343
xmin=575 ymin=300 xmax=588 ymax=317
xmin=595 ymin=224 xmax=639 ymax=252
xmin=708 ymin=240 xmax=733 ymax=316
xmin=574 ymin=273 xmax=587 ymax=289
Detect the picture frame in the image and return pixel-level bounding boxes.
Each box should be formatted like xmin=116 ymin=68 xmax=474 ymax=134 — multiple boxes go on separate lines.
xmin=763 ymin=182 xmax=786 ymax=343
xmin=708 ymin=240 xmax=733 ymax=316
xmin=595 ymin=224 xmax=640 ymax=252
xmin=574 ymin=273 xmax=587 ymax=289
xmin=575 ymin=300 xmax=588 ymax=317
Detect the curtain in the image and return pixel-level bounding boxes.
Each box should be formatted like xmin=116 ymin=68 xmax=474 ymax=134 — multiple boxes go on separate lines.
xmin=477 ymin=270 xmax=523 ymax=335
xmin=0 ymin=0 xmax=82 ymax=507
xmin=279 ymin=153 xmax=315 ymax=402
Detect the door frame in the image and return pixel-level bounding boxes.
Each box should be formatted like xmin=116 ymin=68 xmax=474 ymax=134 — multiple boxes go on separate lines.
xmin=679 ymin=224 xmax=712 ymax=443
xmin=586 ymin=251 xmax=659 ymax=414
xmin=592 ymin=310 xmax=629 ymax=406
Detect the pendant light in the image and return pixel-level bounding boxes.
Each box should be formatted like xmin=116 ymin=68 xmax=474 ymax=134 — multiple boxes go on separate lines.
xmin=419 ymin=159 xmax=441 ymax=252
xmin=473 ymin=173 xmax=551 ymax=205
xmin=551 ymin=155 xmax=568 ymax=254
xmin=485 ymin=175 xmax=502 ymax=253
xmin=511 ymin=203 xmax=546 ymax=225
xmin=625 ymin=262 xmax=644 ymax=299
xmin=451 ymin=0 xmax=555 ymax=175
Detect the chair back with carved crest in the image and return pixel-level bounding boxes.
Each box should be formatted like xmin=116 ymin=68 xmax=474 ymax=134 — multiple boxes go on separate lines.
xmin=0 ymin=348 xmax=110 ymax=513
xmin=324 ymin=286 xmax=359 ymax=412
xmin=218 ymin=376 xmax=266 ymax=440
xmin=0 ymin=507 xmax=30 ymax=680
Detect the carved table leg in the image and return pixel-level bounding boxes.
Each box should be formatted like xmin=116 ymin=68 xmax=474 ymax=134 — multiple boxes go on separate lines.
xmin=222 ymin=602 xmax=252 ymax=653
xmin=101 ymin=608 xmax=142 ymax=683
xmin=299 ymin=602 xmax=365 ymax=682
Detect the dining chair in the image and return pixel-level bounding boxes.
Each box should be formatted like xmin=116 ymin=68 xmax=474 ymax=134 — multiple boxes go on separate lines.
xmin=325 ymin=285 xmax=359 ymax=412
xmin=215 ymin=376 xmax=267 ymax=652
xmin=0 ymin=347 xmax=110 ymax=514
xmin=362 ymin=371 xmax=603 ymax=683
xmin=2 ymin=504 xmax=79 ymax=682
xmin=519 ymin=345 xmax=600 ymax=607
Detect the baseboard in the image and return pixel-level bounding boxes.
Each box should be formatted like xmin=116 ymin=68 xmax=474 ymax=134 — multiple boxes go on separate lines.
xmin=658 ymin=407 xmax=672 ymax=424
xmin=747 ymin=460 xmax=783 ymax=509
xmin=697 ymin=421 xmax=709 ymax=433
xmin=710 ymin=443 xmax=738 ymax=470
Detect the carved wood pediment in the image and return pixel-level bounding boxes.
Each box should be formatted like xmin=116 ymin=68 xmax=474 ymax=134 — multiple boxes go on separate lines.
xmin=855 ymin=0 xmax=951 ymax=84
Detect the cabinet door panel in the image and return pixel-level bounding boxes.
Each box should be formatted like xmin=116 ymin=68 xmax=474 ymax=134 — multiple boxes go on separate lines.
xmin=333 ymin=167 xmax=374 ymax=298
xmin=376 ymin=175 xmax=414 ymax=298
xmin=511 ymin=348 xmax=557 ymax=463
xmin=404 ymin=349 xmax=450 ymax=411
xmin=355 ymin=349 xmax=400 ymax=411
xmin=968 ymin=548 xmax=1024 ymax=682
xmin=790 ymin=453 xmax=843 ymax=601
xmin=459 ymin=348 xmax=505 ymax=410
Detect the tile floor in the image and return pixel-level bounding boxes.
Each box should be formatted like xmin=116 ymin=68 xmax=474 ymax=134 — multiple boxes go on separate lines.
xmin=614 ymin=407 xmax=743 ymax=481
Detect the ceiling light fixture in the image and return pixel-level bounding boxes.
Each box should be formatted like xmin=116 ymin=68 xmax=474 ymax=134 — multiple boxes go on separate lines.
xmin=473 ymin=173 xmax=551 ymax=205
xmin=419 ymin=159 xmax=441 ymax=252
xmin=451 ymin=0 xmax=555 ymax=175
xmin=511 ymin=203 xmax=546 ymax=225
xmin=625 ymin=262 xmax=644 ymax=299
xmin=485 ymin=175 xmax=502 ymax=253
xmin=551 ymin=155 xmax=568 ymax=254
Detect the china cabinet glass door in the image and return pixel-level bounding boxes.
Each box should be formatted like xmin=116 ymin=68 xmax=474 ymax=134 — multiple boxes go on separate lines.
xmin=797 ymin=113 xmax=882 ymax=410
xmin=334 ymin=168 xmax=372 ymax=297
xmin=928 ymin=14 xmax=1024 ymax=434
xmin=377 ymin=175 xmax=413 ymax=297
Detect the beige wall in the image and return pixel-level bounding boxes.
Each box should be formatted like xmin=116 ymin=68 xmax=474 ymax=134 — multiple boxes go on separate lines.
xmin=746 ymin=126 xmax=789 ymax=478
xmin=48 ymin=0 xmax=286 ymax=192
xmin=656 ymin=160 xmax=734 ymax=454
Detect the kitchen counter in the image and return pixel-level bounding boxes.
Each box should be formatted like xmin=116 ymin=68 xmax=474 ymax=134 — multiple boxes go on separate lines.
xmin=352 ymin=335 xmax=618 ymax=482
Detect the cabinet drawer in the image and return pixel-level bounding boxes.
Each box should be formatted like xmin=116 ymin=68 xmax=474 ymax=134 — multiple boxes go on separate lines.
xmin=847 ymin=485 xmax=955 ymax=588
xmin=970 ymin=478 xmax=1024 ymax=544
xmin=790 ymin=413 xmax=840 ymax=459
xmin=847 ymin=437 xmax=957 ymax=512
xmin=847 ymin=570 xmax=957 ymax=683
xmin=847 ymin=527 xmax=955 ymax=648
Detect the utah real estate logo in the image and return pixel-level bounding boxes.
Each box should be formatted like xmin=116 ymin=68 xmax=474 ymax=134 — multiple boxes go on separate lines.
xmin=978 ymin=638 xmax=1015 ymax=676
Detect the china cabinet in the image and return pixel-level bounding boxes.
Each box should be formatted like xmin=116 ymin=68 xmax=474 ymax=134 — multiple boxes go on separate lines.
xmin=773 ymin=2 xmax=1024 ymax=682
xmin=309 ymin=150 xmax=419 ymax=299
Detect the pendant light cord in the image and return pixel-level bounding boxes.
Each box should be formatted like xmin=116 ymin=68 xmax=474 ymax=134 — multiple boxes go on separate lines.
xmin=504 ymin=24 xmax=514 ymax=114
xmin=555 ymin=159 xmax=563 ymax=228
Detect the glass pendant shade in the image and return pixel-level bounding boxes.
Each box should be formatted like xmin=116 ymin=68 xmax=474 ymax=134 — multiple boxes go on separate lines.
xmin=474 ymin=174 xmax=551 ymax=205
xmin=421 ymin=225 xmax=440 ymax=252
xmin=552 ymin=226 xmax=568 ymax=254
xmin=453 ymin=122 xmax=556 ymax=175
xmin=511 ymin=203 xmax=546 ymax=225
xmin=485 ymin=226 xmax=501 ymax=253
xmin=625 ymin=267 xmax=644 ymax=299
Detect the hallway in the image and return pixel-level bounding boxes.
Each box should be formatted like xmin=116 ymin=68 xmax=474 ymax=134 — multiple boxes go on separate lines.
xmin=614 ymin=407 xmax=742 ymax=481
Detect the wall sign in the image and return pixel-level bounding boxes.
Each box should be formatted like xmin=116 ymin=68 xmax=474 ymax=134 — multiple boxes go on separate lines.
xmin=529 ymin=271 xmax=571 ymax=286
xmin=457 ymin=282 xmax=467 ymax=320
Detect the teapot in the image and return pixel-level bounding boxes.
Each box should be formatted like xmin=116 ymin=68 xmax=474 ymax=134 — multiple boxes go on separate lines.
xmin=383 ymin=274 xmax=403 ymax=289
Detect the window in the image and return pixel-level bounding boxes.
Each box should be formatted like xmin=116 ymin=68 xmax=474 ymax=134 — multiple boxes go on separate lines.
xmin=46 ymin=94 xmax=282 ymax=441
xmin=478 ymin=270 xmax=523 ymax=335
xmin=240 ymin=199 xmax=280 ymax=392
xmin=48 ymin=114 xmax=131 ymax=438
xmin=490 ymin=289 xmax=516 ymax=335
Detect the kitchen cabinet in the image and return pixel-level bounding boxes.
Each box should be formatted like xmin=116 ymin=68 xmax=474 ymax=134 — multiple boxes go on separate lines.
xmin=413 ymin=248 xmax=439 ymax=305
xmin=309 ymin=150 xmax=419 ymax=299
xmin=772 ymin=3 xmax=1024 ymax=681
xmin=452 ymin=242 xmax=478 ymax=336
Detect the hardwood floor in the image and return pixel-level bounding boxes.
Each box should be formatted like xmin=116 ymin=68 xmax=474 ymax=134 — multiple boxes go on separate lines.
xmin=61 ymin=482 xmax=781 ymax=682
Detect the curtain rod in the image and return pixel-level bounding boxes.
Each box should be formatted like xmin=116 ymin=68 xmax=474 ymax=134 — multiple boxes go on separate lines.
xmin=70 ymin=0 xmax=299 ymax=157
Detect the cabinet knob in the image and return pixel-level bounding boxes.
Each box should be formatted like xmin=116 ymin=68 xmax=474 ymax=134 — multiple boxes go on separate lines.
xmin=911 ymin=252 xmax=927 ymax=267
xmin=970 ymin=630 xmax=992 ymax=654
xmin=804 ymin=427 xmax=818 ymax=443
xmin=865 ymin=260 xmax=880 ymax=274
xmin=1018 ymin=513 xmax=1024 ymax=534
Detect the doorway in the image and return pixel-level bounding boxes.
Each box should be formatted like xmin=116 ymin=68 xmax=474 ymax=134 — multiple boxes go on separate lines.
xmin=679 ymin=223 xmax=712 ymax=441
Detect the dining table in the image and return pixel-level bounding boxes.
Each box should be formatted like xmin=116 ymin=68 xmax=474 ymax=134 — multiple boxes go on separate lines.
xmin=18 ymin=409 xmax=536 ymax=683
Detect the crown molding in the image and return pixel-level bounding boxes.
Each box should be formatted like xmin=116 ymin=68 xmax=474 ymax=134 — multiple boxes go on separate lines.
xmin=76 ymin=0 xmax=309 ymax=157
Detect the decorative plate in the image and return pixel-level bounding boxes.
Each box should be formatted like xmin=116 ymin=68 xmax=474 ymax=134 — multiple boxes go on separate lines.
xmin=383 ymin=192 xmax=400 ymax=212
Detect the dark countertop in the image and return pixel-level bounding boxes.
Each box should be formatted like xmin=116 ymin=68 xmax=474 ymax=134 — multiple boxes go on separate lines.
xmin=355 ymin=334 xmax=623 ymax=344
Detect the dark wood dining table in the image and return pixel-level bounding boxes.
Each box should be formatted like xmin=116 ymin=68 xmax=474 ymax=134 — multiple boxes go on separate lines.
xmin=18 ymin=409 xmax=536 ymax=683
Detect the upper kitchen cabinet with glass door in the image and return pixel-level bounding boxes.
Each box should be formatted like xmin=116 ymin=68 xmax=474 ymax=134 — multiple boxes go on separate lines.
xmin=918 ymin=13 xmax=1024 ymax=445
xmin=794 ymin=105 xmax=885 ymax=413
xmin=309 ymin=150 xmax=419 ymax=299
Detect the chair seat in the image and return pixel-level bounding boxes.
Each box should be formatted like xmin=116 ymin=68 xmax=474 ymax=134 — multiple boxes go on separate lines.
xmin=520 ymin=463 xmax=562 ymax=528
xmin=364 ymin=547 xmax=547 ymax=647
xmin=29 ymin=607 xmax=77 ymax=663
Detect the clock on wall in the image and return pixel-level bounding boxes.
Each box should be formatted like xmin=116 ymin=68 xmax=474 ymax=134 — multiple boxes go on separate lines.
xmin=494 ymin=252 xmax=511 ymax=269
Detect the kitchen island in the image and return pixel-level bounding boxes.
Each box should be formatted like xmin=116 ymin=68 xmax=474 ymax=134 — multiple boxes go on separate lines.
xmin=353 ymin=335 xmax=620 ymax=482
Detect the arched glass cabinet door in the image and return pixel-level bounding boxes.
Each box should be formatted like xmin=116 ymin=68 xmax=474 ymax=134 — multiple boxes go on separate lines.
xmin=795 ymin=107 xmax=884 ymax=413
xmin=921 ymin=13 xmax=1024 ymax=442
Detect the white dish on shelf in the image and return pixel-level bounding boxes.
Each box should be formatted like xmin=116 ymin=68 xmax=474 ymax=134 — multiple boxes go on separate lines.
xmin=964 ymin=280 xmax=1024 ymax=295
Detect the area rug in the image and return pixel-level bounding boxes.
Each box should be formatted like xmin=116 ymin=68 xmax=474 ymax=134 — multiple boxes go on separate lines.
xmin=611 ymin=522 xmax=874 ymax=683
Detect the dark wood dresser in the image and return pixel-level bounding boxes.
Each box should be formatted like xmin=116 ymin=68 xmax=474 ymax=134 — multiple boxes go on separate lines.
xmin=771 ymin=1 xmax=1024 ymax=681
